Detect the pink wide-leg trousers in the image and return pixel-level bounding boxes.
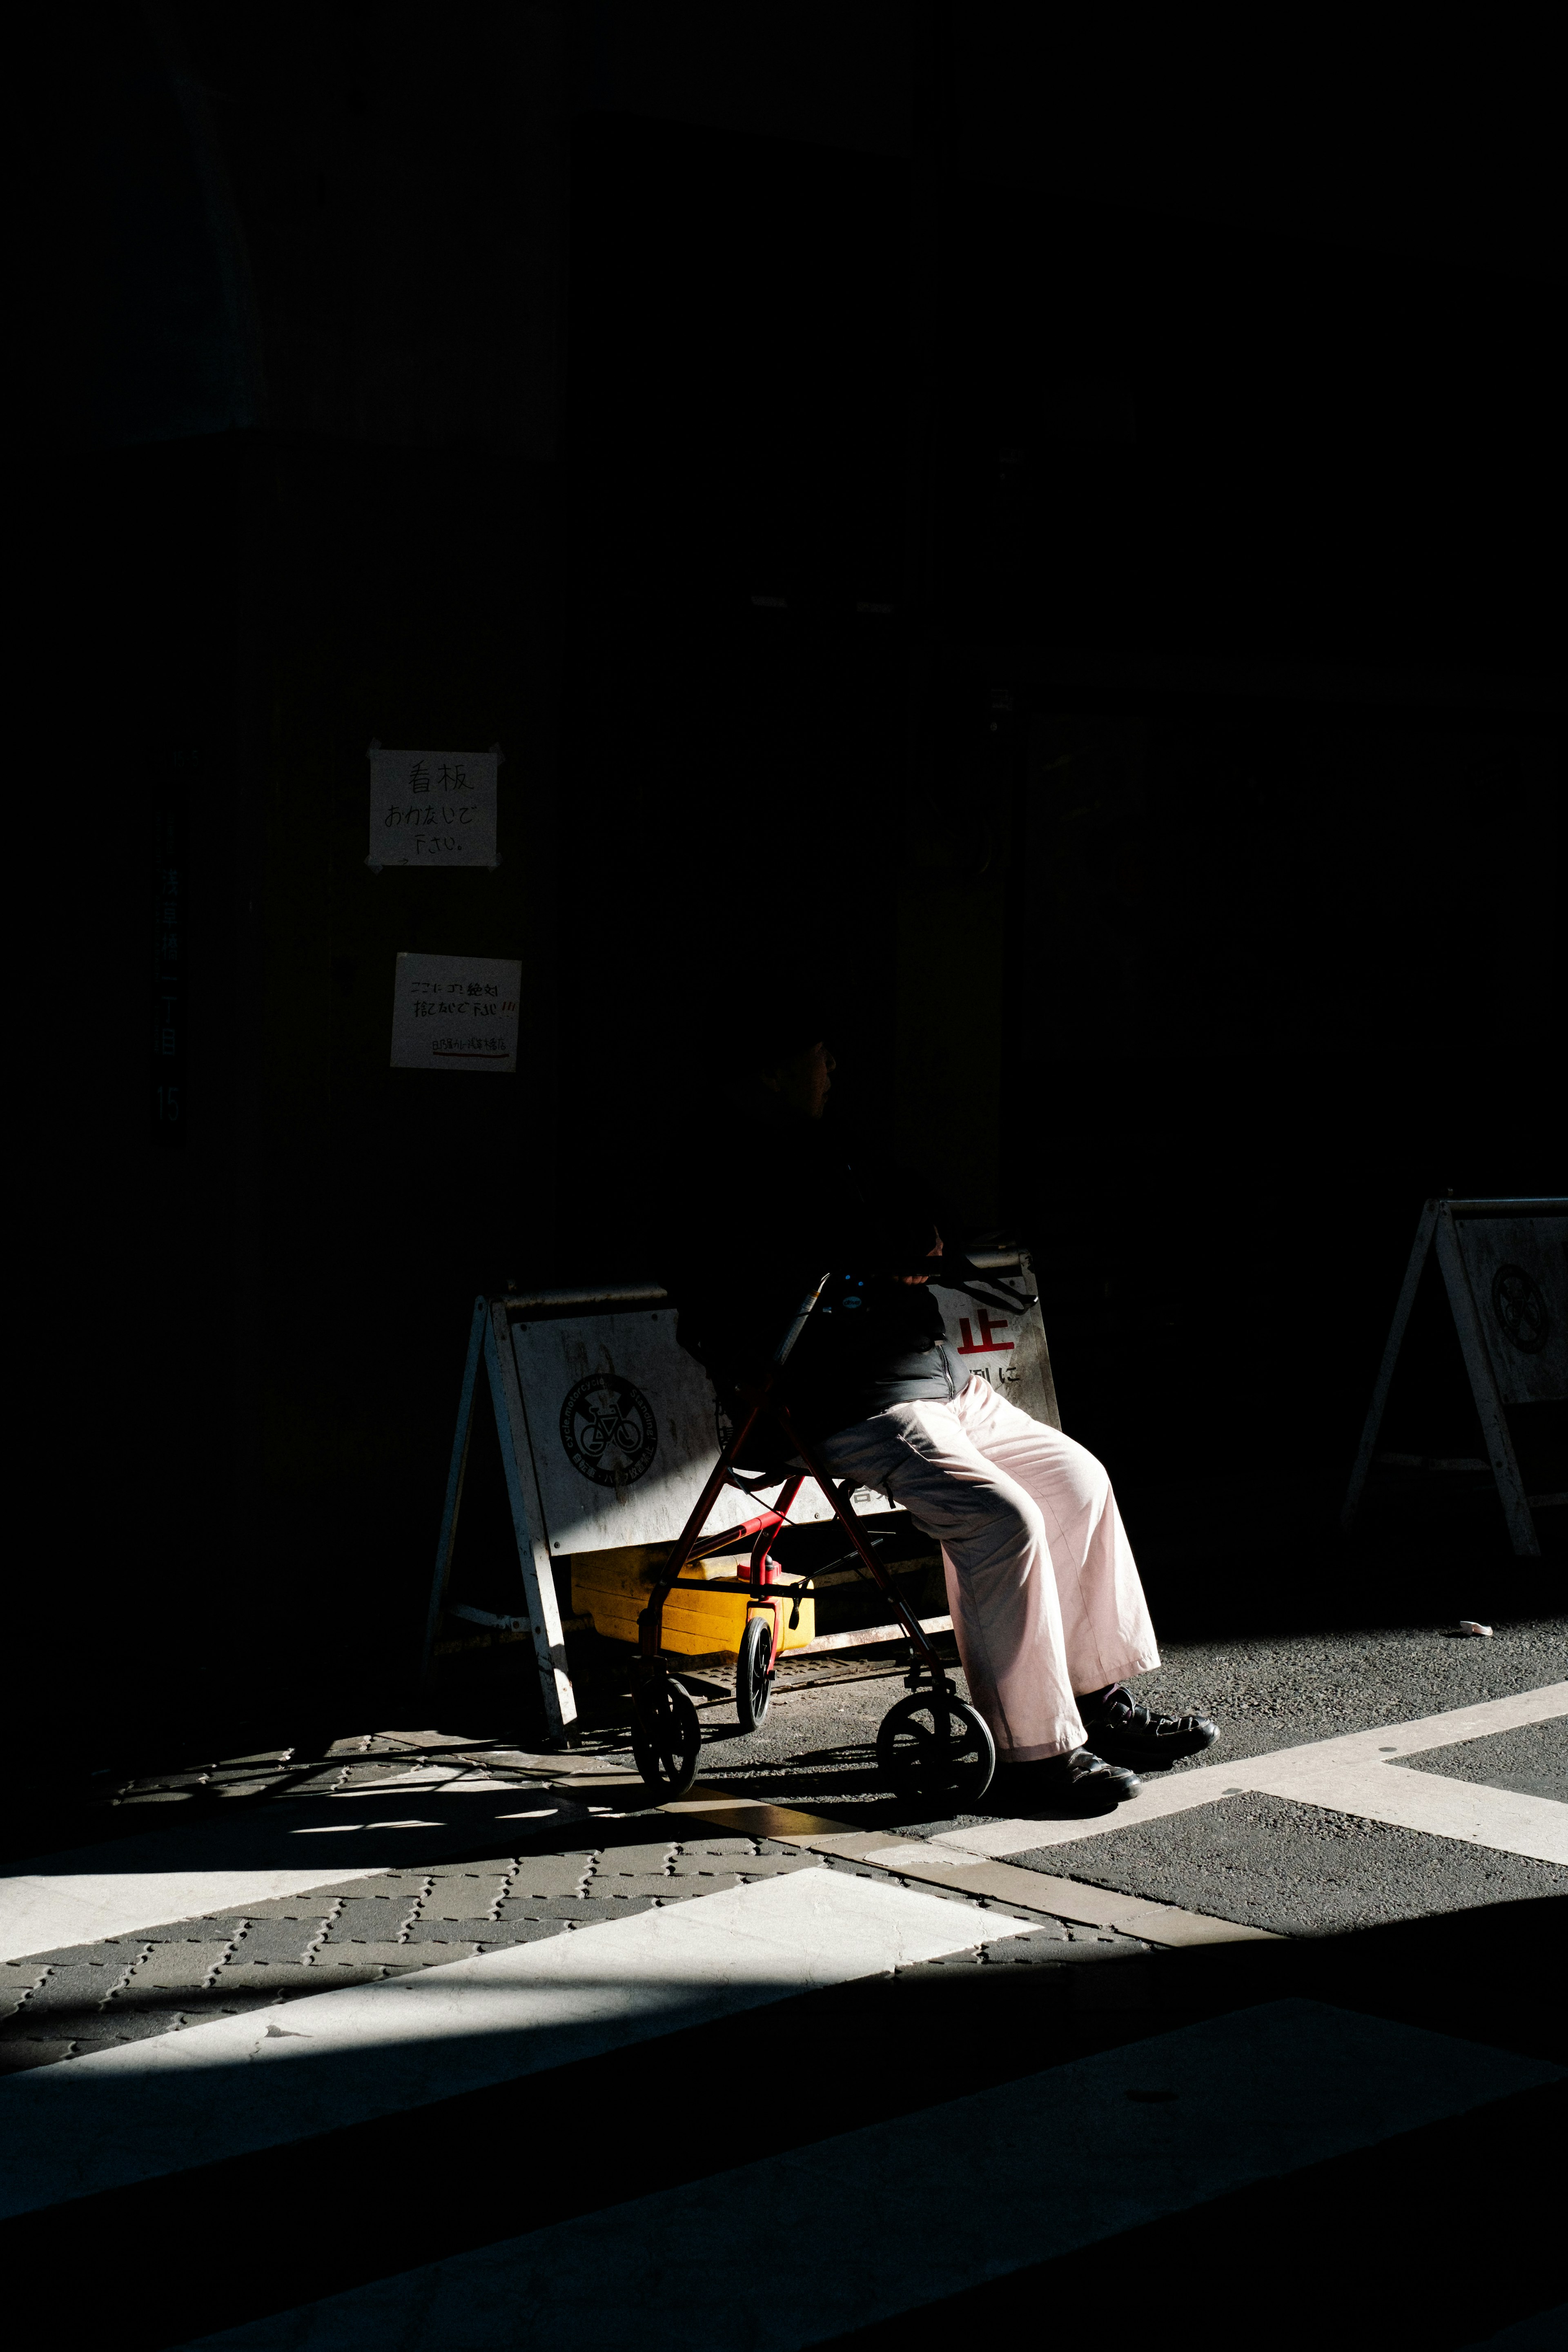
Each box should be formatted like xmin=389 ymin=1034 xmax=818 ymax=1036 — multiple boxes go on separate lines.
xmin=818 ymin=1376 xmax=1159 ymax=1761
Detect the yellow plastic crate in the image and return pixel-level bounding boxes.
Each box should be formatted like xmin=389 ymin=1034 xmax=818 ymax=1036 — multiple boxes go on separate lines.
xmin=572 ymin=1544 xmax=815 ymax=1658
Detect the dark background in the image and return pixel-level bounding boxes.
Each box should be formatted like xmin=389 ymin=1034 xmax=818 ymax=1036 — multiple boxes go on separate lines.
xmin=32 ymin=4 xmax=1562 ymax=1751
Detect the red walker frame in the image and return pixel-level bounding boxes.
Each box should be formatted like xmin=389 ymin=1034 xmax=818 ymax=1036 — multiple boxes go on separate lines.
xmin=629 ymin=1274 xmax=982 ymax=1800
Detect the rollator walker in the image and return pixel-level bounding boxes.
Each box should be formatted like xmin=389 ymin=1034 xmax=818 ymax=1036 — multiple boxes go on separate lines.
xmin=630 ymin=1265 xmax=1014 ymax=1810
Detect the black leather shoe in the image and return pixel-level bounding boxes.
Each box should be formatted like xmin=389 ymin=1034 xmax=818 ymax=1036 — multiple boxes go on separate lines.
xmin=1080 ymin=1684 xmax=1219 ymax=1768
xmin=996 ymin=1746 xmax=1141 ymax=1815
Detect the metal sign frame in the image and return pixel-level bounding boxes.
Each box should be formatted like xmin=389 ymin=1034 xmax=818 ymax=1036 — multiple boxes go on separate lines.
xmin=1341 ymin=1196 xmax=1567 ymax=1559
xmin=422 ymin=1296 xmax=580 ymax=1740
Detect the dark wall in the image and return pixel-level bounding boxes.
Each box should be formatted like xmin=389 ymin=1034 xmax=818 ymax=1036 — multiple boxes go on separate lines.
xmin=40 ymin=7 xmax=1561 ymax=1747
xmin=558 ymin=111 xmax=1562 ymax=1510
xmin=48 ymin=6 xmax=572 ymax=1738
xmin=559 ymin=115 xmax=913 ymax=1244
xmin=938 ymin=194 xmax=1562 ymax=675
xmin=1005 ymin=698 xmax=1559 ymax=1492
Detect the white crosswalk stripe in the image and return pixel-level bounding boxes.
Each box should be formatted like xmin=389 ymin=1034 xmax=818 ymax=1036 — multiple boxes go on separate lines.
xmin=0 ymin=1867 xmax=1033 ymax=2216
xmin=931 ymin=1684 xmax=1568 ymax=1862
xmin=179 ymin=2001 xmax=1561 ymax=2351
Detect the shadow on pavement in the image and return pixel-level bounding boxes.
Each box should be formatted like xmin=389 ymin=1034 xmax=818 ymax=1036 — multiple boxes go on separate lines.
xmin=3 ymin=1893 xmax=1561 ymax=2352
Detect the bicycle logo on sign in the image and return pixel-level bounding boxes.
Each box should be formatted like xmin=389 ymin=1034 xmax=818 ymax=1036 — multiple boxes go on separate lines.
xmin=1491 ymin=1265 xmax=1550 ymax=1355
xmin=559 ymin=1374 xmax=659 ymax=1488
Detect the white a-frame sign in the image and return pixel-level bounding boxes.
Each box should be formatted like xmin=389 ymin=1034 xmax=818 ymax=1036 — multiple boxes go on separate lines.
xmin=424 ymin=1296 xmax=579 ymax=1740
xmin=1342 ymin=1196 xmax=1567 ymax=1558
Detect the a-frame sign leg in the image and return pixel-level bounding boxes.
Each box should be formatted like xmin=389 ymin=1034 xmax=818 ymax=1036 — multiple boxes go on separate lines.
xmin=1433 ymin=1207 xmax=1541 ymax=1559
xmin=421 ymin=1298 xmax=580 ymax=1742
xmin=422 ymin=1296 xmax=488 ymax=1679
xmin=484 ymin=1302 xmax=579 ymax=1742
xmin=1341 ymin=1201 xmax=1440 ymax=1532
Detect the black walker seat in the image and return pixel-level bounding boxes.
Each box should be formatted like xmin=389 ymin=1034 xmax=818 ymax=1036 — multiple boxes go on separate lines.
xmin=630 ymin=1272 xmax=998 ymax=1807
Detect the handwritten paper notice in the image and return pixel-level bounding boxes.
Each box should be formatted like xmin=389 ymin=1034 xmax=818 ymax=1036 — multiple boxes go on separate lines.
xmin=390 ymin=953 xmax=521 ymax=1073
xmin=367 ymin=746 xmax=499 ymax=869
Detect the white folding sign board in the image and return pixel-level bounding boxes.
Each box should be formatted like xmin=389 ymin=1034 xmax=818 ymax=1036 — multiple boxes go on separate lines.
xmin=508 ymin=1310 xmax=890 ymax=1557
xmin=390 ymin=952 xmax=521 ymax=1072
xmin=934 ymin=1274 xmax=1061 ymax=1430
xmin=1451 ymin=1215 xmax=1566 ymax=1407
xmin=1343 ymin=1196 xmax=1566 ymax=1559
xmin=367 ymin=745 xmax=499 ymax=869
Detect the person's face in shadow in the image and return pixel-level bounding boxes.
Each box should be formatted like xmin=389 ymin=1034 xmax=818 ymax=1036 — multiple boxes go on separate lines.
xmin=761 ymin=1039 xmax=835 ymax=1120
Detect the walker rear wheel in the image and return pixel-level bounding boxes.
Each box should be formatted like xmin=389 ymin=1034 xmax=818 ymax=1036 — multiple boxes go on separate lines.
xmin=876 ymin=1693 xmax=995 ymax=1807
xmin=735 ymin=1615 xmax=774 ymax=1734
xmin=631 ymin=1676 xmax=702 ymax=1797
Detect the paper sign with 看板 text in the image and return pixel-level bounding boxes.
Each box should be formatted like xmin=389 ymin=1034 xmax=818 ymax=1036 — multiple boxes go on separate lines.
xmin=367 ymin=746 xmax=499 ymax=869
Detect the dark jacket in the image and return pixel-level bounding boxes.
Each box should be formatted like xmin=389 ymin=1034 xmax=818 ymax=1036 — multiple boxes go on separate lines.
xmin=669 ymin=1097 xmax=959 ymax=1446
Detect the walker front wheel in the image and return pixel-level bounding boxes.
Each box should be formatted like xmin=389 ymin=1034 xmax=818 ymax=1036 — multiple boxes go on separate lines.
xmin=631 ymin=1677 xmax=702 ymax=1797
xmin=876 ymin=1693 xmax=995 ymax=1808
xmin=735 ymin=1615 xmax=774 ymax=1734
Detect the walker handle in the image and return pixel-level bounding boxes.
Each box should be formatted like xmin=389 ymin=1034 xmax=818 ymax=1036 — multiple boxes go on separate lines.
xmin=773 ymin=1272 xmax=833 ymax=1366
xmin=864 ymin=1256 xmax=1033 ymax=1315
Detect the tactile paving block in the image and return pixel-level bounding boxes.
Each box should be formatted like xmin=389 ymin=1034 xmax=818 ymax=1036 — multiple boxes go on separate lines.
xmin=122 ymin=1942 xmax=232 ymax=1990
xmin=507 ymin=1857 xmax=594 ymax=1899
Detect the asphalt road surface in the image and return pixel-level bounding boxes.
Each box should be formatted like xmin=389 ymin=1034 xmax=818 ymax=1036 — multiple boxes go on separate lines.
xmin=655 ymin=1616 xmax=1565 ymax=1936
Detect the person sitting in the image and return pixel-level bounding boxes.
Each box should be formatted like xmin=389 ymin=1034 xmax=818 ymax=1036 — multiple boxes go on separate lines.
xmin=672 ymin=1005 xmax=1217 ymax=1811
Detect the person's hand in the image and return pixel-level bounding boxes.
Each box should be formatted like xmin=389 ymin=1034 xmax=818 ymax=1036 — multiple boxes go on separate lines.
xmin=898 ymin=1233 xmax=943 ymax=1286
